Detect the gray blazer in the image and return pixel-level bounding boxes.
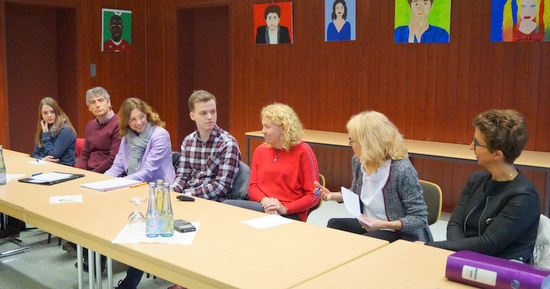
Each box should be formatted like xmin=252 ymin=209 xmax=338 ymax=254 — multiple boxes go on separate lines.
xmin=350 ymin=156 xmax=433 ymax=242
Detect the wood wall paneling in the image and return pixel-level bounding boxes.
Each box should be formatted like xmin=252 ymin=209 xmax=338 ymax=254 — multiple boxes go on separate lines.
xmin=0 ymin=0 xmax=548 ymax=213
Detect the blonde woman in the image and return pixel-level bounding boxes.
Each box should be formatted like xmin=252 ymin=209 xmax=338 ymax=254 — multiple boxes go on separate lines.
xmin=223 ymin=103 xmax=319 ymax=222
xmin=315 ymin=111 xmax=432 ymax=242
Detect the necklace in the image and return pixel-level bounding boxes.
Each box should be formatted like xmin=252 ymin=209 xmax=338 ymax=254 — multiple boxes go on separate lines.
xmin=273 ymin=149 xmax=284 ymax=161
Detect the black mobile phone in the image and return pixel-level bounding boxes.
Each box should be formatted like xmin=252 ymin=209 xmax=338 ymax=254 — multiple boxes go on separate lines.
xmin=173 ymin=219 xmax=196 ymax=233
xmin=176 ymin=194 xmax=195 ymax=202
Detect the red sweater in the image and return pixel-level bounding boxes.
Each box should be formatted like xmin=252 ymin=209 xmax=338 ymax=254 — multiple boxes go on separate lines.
xmin=248 ymin=142 xmax=320 ymax=221
xmin=75 ymin=115 xmax=121 ymax=173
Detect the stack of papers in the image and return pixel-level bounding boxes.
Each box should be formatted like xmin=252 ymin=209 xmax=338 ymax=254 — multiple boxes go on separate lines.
xmin=81 ymin=178 xmax=142 ymax=191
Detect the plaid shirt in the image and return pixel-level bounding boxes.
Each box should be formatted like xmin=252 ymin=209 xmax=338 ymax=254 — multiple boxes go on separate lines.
xmin=173 ymin=126 xmax=241 ymax=202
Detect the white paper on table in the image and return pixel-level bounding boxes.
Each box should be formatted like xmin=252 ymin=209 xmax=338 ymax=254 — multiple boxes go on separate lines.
xmin=28 ymin=172 xmax=75 ymax=183
xmin=241 ymin=215 xmax=294 ymax=229
xmin=28 ymin=160 xmax=49 ymax=164
xmin=341 ymin=187 xmax=372 ymax=227
xmin=81 ymin=178 xmax=142 ymax=191
xmin=112 ymin=221 xmax=200 ymax=245
xmin=7 ymin=174 xmax=25 ymax=182
xmin=50 ymin=195 xmax=83 ymax=204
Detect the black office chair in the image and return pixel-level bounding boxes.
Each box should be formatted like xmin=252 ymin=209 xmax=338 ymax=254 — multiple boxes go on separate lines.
xmin=226 ymin=161 xmax=251 ymax=200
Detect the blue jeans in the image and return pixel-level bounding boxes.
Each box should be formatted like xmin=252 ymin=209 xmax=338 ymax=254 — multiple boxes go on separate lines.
xmin=118 ymin=266 xmax=143 ymax=289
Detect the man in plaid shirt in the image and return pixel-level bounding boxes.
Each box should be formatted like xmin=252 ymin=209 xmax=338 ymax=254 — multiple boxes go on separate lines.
xmin=172 ymin=90 xmax=241 ymax=202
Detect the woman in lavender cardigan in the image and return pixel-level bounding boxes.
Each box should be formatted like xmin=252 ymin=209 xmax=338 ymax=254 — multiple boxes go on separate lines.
xmin=106 ymin=98 xmax=175 ymax=289
xmin=105 ymin=98 xmax=175 ymax=183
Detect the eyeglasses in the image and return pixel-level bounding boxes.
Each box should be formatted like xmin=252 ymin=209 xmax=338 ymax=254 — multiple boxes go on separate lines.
xmin=129 ymin=114 xmax=146 ymax=124
xmin=473 ymin=138 xmax=487 ymax=148
xmin=348 ymin=137 xmax=357 ymax=146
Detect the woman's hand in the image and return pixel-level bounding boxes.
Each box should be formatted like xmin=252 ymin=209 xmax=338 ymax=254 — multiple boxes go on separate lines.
xmin=41 ymin=120 xmax=49 ymax=133
xmin=314 ymin=181 xmax=343 ymax=202
xmin=42 ymin=155 xmax=59 ymax=163
xmin=358 ymin=214 xmax=403 ymax=232
xmin=262 ymin=198 xmax=287 ymax=215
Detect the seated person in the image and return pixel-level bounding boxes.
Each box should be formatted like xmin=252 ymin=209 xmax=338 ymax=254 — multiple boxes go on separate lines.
xmin=1 ymin=97 xmax=77 ymax=239
xmin=75 ymin=87 xmax=121 ymax=172
xmin=32 ymin=97 xmax=77 ymax=166
xmin=172 ymin=90 xmax=241 ymax=202
xmin=107 ymin=98 xmax=175 ymax=289
xmin=65 ymin=87 xmax=121 ymax=270
xmin=315 ymin=111 xmax=433 ymax=242
xmin=105 ymin=98 xmax=175 ymax=182
xmin=168 ymin=90 xmax=241 ymax=289
xmin=426 ymin=109 xmax=540 ymax=264
xmin=224 ymin=103 xmax=319 ymax=222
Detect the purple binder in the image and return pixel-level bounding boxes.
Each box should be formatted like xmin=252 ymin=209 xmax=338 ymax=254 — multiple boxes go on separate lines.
xmin=446 ymin=251 xmax=550 ymax=289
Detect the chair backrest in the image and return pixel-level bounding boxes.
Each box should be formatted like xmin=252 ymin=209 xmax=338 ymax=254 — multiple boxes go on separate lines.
xmin=75 ymin=138 xmax=85 ymax=157
xmin=419 ymin=180 xmax=442 ymax=226
xmin=171 ymin=151 xmax=181 ymax=174
xmin=227 ymin=161 xmax=251 ymax=200
xmin=319 ymin=173 xmax=326 ymax=187
xmin=534 ymin=214 xmax=550 ymax=269
xmin=307 ymin=173 xmax=325 ymax=217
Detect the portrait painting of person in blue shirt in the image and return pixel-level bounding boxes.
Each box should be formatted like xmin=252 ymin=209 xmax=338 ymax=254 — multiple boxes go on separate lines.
xmin=394 ymin=0 xmax=450 ymax=43
xmin=255 ymin=3 xmax=292 ymax=44
xmin=325 ymin=0 xmax=356 ymax=41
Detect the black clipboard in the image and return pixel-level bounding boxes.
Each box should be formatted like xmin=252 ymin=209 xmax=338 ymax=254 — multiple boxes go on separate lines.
xmin=18 ymin=172 xmax=85 ymax=185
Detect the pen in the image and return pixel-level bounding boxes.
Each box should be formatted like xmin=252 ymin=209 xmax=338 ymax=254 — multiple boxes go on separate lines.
xmin=32 ymin=172 xmax=43 ymax=177
xmin=316 ymin=188 xmax=320 ymax=197
xmin=130 ymin=182 xmax=147 ymax=188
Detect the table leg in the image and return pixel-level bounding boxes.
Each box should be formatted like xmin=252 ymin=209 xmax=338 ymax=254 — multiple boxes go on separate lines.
xmin=77 ymin=245 xmax=83 ymax=289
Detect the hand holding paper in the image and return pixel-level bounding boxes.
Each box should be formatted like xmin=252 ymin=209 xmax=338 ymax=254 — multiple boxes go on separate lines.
xmin=341 ymin=187 xmax=372 ymax=227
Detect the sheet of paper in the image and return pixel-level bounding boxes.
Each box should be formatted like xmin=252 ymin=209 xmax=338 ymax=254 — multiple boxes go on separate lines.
xmin=81 ymin=178 xmax=142 ymax=191
xmin=28 ymin=172 xmax=75 ymax=183
xmin=50 ymin=195 xmax=83 ymax=204
xmin=241 ymin=215 xmax=294 ymax=229
xmin=7 ymin=174 xmax=25 ymax=182
xmin=112 ymin=222 xmax=200 ymax=245
xmin=28 ymin=160 xmax=49 ymax=164
xmin=341 ymin=187 xmax=372 ymax=227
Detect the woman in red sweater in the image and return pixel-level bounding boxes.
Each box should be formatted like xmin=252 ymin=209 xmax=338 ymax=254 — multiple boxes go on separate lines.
xmin=224 ymin=103 xmax=319 ymax=221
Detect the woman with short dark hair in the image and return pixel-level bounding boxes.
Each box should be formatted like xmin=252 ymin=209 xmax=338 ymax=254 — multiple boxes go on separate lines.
xmin=427 ymin=109 xmax=540 ymax=264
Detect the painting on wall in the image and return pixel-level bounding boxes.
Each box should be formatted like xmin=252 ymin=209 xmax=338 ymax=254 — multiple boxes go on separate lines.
xmin=325 ymin=0 xmax=356 ymax=41
xmin=254 ymin=2 xmax=293 ymax=44
xmin=492 ymin=0 xmax=550 ymax=42
xmin=102 ymin=8 xmax=132 ymax=52
xmin=394 ymin=0 xmax=451 ymax=43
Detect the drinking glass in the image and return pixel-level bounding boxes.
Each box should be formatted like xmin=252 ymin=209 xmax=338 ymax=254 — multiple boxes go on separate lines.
xmin=128 ymin=197 xmax=147 ymax=228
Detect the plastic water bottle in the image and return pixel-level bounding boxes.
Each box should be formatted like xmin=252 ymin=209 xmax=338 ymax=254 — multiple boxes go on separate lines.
xmin=0 ymin=145 xmax=6 ymax=186
xmin=160 ymin=182 xmax=174 ymax=237
xmin=146 ymin=182 xmax=160 ymax=237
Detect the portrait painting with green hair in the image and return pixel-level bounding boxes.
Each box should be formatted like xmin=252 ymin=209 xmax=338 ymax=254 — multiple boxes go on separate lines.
xmin=493 ymin=0 xmax=550 ymax=42
xmin=394 ymin=0 xmax=451 ymax=43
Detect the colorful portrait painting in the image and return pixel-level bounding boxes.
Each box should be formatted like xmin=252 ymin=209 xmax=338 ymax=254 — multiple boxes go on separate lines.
xmin=253 ymin=2 xmax=293 ymax=44
xmin=492 ymin=0 xmax=550 ymax=42
xmin=394 ymin=0 xmax=451 ymax=43
xmin=325 ymin=0 xmax=357 ymax=41
xmin=102 ymin=9 xmax=132 ymax=52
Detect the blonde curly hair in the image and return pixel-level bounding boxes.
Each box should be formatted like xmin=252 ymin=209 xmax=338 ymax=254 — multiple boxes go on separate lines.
xmin=261 ymin=103 xmax=304 ymax=150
